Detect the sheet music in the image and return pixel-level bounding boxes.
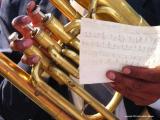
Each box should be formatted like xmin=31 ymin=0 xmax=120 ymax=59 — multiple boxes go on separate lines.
xmin=80 ymin=18 xmax=160 ymax=84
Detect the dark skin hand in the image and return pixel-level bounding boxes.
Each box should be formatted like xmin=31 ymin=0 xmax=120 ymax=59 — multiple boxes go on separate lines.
xmin=26 ymin=1 xmax=43 ymax=26
xmin=10 ymin=15 xmax=39 ymax=65
xmin=106 ymin=66 xmax=160 ymax=106
xmin=10 ymin=0 xmax=47 ymax=65
xmin=10 ymin=1 xmax=55 ymax=65
xmin=10 ymin=37 xmax=39 ymax=65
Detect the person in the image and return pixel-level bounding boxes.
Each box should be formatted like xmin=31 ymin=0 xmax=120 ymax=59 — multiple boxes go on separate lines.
xmin=0 ymin=0 xmax=160 ymax=120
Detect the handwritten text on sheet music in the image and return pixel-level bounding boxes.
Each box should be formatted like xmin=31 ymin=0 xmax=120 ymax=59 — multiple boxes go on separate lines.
xmin=80 ymin=18 xmax=160 ymax=84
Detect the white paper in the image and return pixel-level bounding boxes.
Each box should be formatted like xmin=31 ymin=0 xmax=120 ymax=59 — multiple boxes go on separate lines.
xmin=80 ymin=18 xmax=160 ymax=84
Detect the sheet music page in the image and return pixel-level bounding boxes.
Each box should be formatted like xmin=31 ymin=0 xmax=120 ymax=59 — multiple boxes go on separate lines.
xmin=80 ymin=18 xmax=160 ymax=84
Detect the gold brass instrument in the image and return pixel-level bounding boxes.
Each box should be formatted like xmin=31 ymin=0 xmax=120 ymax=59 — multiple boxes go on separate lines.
xmin=0 ymin=53 xmax=73 ymax=120
xmin=0 ymin=0 xmax=150 ymax=120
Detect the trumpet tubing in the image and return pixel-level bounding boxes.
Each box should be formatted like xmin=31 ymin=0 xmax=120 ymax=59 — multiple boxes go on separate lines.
xmin=0 ymin=53 xmax=72 ymax=120
xmin=49 ymin=0 xmax=81 ymax=20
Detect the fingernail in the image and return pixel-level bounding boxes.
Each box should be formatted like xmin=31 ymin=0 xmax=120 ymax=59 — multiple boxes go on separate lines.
xmin=122 ymin=68 xmax=131 ymax=74
xmin=32 ymin=56 xmax=40 ymax=63
xmin=107 ymin=72 xmax=116 ymax=80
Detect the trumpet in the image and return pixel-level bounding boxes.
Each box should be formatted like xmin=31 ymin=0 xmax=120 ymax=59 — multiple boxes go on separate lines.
xmin=0 ymin=0 xmax=149 ymax=120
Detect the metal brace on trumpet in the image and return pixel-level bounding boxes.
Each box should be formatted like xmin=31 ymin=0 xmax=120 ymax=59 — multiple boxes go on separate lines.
xmin=0 ymin=0 xmax=160 ymax=120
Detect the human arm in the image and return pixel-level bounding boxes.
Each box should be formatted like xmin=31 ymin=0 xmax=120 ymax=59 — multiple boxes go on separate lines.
xmin=106 ymin=66 xmax=160 ymax=118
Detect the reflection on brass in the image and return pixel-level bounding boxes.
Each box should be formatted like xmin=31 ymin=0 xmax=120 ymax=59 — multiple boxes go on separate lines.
xmin=0 ymin=53 xmax=72 ymax=120
xmin=49 ymin=0 xmax=81 ymax=20
xmin=44 ymin=14 xmax=80 ymax=51
xmin=0 ymin=0 xmax=150 ymax=120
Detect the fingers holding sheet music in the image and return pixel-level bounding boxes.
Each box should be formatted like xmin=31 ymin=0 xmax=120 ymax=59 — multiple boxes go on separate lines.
xmin=106 ymin=67 xmax=160 ymax=106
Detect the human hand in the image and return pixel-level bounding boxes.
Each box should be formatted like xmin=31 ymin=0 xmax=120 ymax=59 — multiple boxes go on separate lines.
xmin=106 ymin=66 xmax=160 ymax=106
xmin=27 ymin=0 xmax=43 ymax=26
xmin=10 ymin=38 xmax=39 ymax=65
xmin=10 ymin=15 xmax=40 ymax=65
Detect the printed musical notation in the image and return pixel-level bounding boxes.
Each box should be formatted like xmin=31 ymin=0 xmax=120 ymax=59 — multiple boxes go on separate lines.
xmin=80 ymin=18 xmax=160 ymax=84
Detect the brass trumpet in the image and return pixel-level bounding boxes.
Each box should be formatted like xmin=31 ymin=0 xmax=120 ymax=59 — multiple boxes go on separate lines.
xmin=0 ymin=0 xmax=149 ymax=120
